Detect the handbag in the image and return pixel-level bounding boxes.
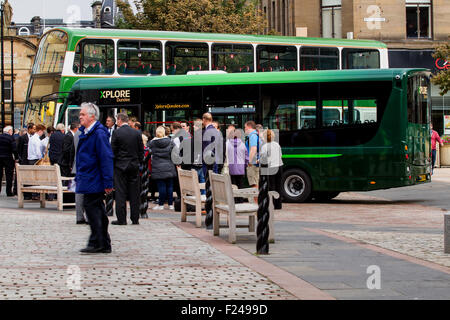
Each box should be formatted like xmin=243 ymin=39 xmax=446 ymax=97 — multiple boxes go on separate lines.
xmin=35 ymin=142 xmax=51 ymax=166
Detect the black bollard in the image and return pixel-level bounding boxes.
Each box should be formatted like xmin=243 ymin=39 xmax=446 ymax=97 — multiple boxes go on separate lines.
xmin=140 ymin=152 xmax=151 ymax=218
xmin=105 ymin=192 xmax=114 ymax=216
xmin=257 ymin=163 xmax=270 ymax=255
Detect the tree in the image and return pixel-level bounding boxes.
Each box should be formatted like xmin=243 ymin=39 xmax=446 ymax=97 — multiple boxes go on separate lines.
xmin=431 ymin=42 xmax=450 ymax=96
xmin=116 ymin=0 xmax=267 ymax=35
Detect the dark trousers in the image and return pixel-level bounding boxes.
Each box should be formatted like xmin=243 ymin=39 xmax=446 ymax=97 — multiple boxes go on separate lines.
xmin=83 ymin=192 xmax=111 ymax=250
xmin=114 ymin=167 xmax=140 ymax=223
xmin=268 ymin=166 xmax=283 ymax=210
xmin=231 ymin=174 xmax=245 ymax=203
xmin=0 ymin=158 xmax=14 ymax=196
xmin=156 ymin=178 xmax=174 ymax=206
xmin=432 ymin=149 xmax=437 ymax=173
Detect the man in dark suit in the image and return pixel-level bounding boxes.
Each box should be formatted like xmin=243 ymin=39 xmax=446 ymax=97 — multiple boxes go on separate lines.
xmin=105 ymin=116 xmax=116 ymax=143
xmin=17 ymin=123 xmax=34 ymax=165
xmin=0 ymin=126 xmax=19 ymax=196
xmin=111 ymin=113 xmax=144 ymax=225
xmin=49 ymin=123 xmax=66 ymax=165
xmin=58 ymin=123 xmax=78 ymax=177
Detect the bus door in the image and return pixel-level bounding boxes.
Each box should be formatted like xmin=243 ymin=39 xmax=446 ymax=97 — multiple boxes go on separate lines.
xmin=65 ymin=105 xmax=81 ymax=129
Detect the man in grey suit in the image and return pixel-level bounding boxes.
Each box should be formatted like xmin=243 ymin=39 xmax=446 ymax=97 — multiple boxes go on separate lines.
xmin=72 ymin=126 xmax=88 ymax=225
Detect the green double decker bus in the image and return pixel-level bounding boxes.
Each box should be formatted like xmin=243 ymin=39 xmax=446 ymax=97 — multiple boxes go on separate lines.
xmin=22 ymin=27 xmax=388 ymax=128
xmin=62 ymin=68 xmax=431 ymax=202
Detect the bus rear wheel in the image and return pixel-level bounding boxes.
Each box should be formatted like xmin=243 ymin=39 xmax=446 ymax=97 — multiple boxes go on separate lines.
xmin=281 ymin=169 xmax=312 ymax=203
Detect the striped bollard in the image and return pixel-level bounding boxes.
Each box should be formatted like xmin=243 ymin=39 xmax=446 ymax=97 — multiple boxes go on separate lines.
xmin=204 ymin=164 xmax=214 ymax=230
xmin=105 ymin=192 xmax=114 ymax=216
xmin=257 ymin=163 xmax=270 ymax=255
xmin=140 ymin=152 xmax=151 ymax=218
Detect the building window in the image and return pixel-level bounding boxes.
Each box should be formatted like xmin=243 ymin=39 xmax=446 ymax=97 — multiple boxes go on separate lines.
xmin=406 ymin=0 xmax=431 ymax=38
xmin=3 ymin=80 xmax=11 ymax=101
xmin=18 ymin=27 xmax=30 ymax=36
xmin=322 ymin=0 xmax=342 ymax=39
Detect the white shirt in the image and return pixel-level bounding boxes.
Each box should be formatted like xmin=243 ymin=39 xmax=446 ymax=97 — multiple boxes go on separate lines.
xmin=84 ymin=121 xmax=97 ymax=135
xmin=260 ymin=141 xmax=283 ymax=168
xmin=28 ymin=133 xmax=44 ymax=160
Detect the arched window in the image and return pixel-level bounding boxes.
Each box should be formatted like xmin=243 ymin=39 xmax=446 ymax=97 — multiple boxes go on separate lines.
xmin=104 ymin=6 xmax=111 ymax=14
xmin=18 ymin=27 xmax=30 ymax=36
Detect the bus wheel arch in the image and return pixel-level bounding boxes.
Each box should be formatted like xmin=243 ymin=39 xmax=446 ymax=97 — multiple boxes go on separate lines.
xmin=280 ymin=167 xmax=313 ymax=203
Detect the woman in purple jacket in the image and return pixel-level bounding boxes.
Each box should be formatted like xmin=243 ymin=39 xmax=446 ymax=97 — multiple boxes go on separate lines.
xmin=226 ymin=128 xmax=248 ymax=190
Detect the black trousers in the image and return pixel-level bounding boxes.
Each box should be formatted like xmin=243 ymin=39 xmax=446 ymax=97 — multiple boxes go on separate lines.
xmin=83 ymin=192 xmax=111 ymax=250
xmin=231 ymin=174 xmax=245 ymax=203
xmin=0 ymin=158 xmax=14 ymax=196
xmin=268 ymin=166 xmax=283 ymax=210
xmin=114 ymin=167 xmax=140 ymax=224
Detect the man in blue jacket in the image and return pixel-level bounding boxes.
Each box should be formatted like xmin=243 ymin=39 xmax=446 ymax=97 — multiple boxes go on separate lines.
xmin=76 ymin=102 xmax=114 ymax=254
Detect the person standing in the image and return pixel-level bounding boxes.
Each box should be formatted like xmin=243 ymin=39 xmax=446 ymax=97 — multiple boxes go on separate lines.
xmin=17 ymin=123 xmax=34 ymax=165
xmin=149 ymin=126 xmax=176 ymax=210
xmin=105 ymin=116 xmax=116 ymax=143
xmin=202 ymin=113 xmax=222 ymax=175
xmin=49 ymin=124 xmax=66 ymax=165
xmin=59 ymin=123 xmax=78 ymax=177
xmin=111 ymin=113 xmax=144 ymax=225
xmin=431 ymin=123 xmax=444 ymax=174
xmin=27 ymin=124 xmax=46 ymax=165
xmin=71 ymin=127 xmax=88 ymax=225
xmin=226 ymin=127 xmax=248 ymax=190
xmin=244 ymin=121 xmax=261 ymax=188
xmin=260 ymin=129 xmax=283 ymax=210
xmin=0 ymin=126 xmax=18 ymax=197
xmin=76 ymin=102 xmax=114 ymax=254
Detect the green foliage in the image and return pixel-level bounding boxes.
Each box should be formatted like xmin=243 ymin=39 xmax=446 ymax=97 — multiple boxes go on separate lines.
xmin=116 ymin=0 xmax=267 ymax=35
xmin=431 ymin=43 xmax=450 ymax=96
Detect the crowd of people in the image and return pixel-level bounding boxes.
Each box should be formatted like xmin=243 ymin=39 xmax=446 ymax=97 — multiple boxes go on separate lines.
xmin=0 ymin=102 xmax=284 ymax=254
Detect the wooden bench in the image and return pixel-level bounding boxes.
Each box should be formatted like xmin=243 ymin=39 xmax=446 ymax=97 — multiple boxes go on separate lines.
xmin=178 ymin=168 xmax=206 ymax=227
xmin=16 ymin=164 xmax=74 ymax=211
xmin=209 ymin=170 xmax=276 ymax=244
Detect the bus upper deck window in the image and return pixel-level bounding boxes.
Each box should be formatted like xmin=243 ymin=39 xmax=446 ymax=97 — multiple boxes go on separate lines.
xmin=212 ymin=43 xmax=254 ymax=73
xmin=257 ymin=45 xmax=297 ymax=72
xmin=342 ymin=48 xmax=380 ymax=69
xmin=73 ymin=39 xmax=114 ymax=74
xmin=165 ymin=42 xmax=209 ymax=75
xmin=118 ymin=40 xmax=162 ymax=75
xmin=300 ymin=47 xmax=339 ymax=71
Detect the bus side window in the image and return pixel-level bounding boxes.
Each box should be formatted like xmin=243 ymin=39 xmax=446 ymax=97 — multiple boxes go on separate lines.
xmin=257 ymin=45 xmax=297 ymax=72
xmin=165 ymin=42 xmax=209 ymax=75
xmin=322 ymin=99 xmax=377 ymax=127
xmin=118 ymin=40 xmax=162 ymax=75
xmin=73 ymin=39 xmax=114 ymax=74
xmin=298 ymin=101 xmax=317 ymax=130
xmin=212 ymin=43 xmax=254 ymax=73
xmin=300 ymin=47 xmax=339 ymax=71
xmin=342 ymin=48 xmax=380 ymax=69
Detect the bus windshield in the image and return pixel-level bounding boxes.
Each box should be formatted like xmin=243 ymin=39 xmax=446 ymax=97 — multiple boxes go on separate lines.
xmin=24 ymin=30 xmax=68 ymax=127
xmin=33 ymin=30 xmax=68 ymax=74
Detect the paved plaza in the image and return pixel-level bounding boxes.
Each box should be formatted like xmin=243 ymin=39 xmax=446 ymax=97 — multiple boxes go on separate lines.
xmin=0 ymin=169 xmax=449 ymax=300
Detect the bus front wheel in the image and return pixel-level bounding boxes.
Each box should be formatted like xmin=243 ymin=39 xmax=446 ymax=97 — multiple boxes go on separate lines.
xmin=281 ymin=169 xmax=312 ymax=203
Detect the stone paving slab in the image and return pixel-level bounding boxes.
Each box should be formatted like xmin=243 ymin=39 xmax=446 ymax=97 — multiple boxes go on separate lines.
xmin=321 ymin=229 xmax=450 ymax=268
xmin=0 ymin=209 xmax=296 ymax=300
